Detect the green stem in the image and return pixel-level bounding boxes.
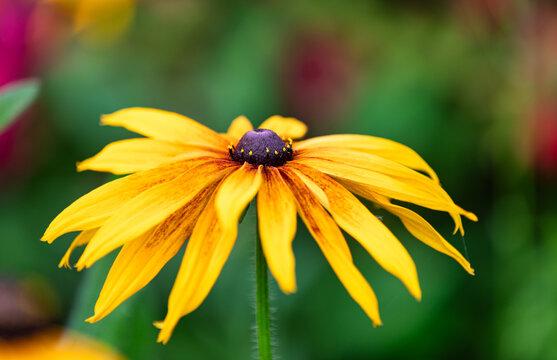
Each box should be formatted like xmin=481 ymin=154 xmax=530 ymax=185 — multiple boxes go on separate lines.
xmin=255 ymin=228 xmax=272 ymax=360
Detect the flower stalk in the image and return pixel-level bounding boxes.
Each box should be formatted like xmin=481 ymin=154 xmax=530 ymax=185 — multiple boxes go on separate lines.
xmin=255 ymin=226 xmax=272 ymax=360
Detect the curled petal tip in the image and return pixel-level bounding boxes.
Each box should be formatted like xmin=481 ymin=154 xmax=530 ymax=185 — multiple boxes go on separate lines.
xmin=467 ymin=212 xmax=478 ymax=222
xmin=153 ymin=321 xmax=163 ymax=330
xmin=58 ymin=262 xmax=71 ymax=269
xmin=156 ymin=333 xmax=169 ymax=345
xmin=278 ymin=283 xmax=297 ymax=295
xmin=75 ymin=261 xmax=87 ymax=271
xmin=458 ymin=206 xmax=478 ymax=222
xmin=155 ymin=322 xmax=172 ymax=344
xmin=406 ymin=278 xmax=422 ymax=301
xmin=40 ymin=233 xmax=55 ymax=243
xmin=99 ymin=114 xmax=110 ymax=125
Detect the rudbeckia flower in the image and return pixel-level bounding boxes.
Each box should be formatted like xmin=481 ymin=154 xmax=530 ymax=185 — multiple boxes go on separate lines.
xmin=42 ymin=108 xmax=477 ymax=344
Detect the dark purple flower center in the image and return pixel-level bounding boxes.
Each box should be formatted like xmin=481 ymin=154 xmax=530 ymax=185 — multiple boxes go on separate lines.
xmin=229 ymin=129 xmax=293 ymax=166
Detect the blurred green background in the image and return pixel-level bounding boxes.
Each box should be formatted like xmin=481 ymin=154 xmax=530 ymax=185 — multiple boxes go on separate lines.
xmin=1 ymin=0 xmax=557 ymax=359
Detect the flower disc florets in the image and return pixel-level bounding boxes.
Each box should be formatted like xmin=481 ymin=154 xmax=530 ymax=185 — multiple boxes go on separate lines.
xmin=229 ymin=129 xmax=293 ymax=167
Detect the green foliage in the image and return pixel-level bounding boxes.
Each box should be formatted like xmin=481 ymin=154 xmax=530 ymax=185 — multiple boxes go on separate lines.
xmin=0 ymin=79 xmax=40 ymax=132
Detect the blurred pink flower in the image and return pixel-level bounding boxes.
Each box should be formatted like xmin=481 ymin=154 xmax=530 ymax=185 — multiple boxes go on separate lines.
xmin=0 ymin=0 xmax=36 ymax=181
xmin=518 ymin=4 xmax=557 ymax=177
xmin=0 ymin=0 xmax=34 ymax=85
xmin=0 ymin=118 xmax=27 ymax=174
xmin=530 ymin=103 xmax=557 ymax=177
xmin=453 ymin=0 xmax=511 ymax=32
xmin=279 ymin=32 xmax=356 ymax=130
xmin=521 ymin=3 xmax=557 ymax=92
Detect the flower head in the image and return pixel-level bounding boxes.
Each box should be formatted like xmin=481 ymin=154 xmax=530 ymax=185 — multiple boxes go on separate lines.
xmin=42 ymin=108 xmax=477 ymax=344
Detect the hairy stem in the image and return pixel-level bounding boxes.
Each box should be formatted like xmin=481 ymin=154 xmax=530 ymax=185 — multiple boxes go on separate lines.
xmin=255 ymin=227 xmax=272 ymax=360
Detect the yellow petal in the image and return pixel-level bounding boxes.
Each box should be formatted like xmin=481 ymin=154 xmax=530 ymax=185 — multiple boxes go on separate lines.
xmin=74 ymin=0 xmax=134 ymax=41
xmin=259 ymin=115 xmax=308 ymax=140
xmin=226 ymin=116 xmax=254 ymax=140
xmin=286 ymin=163 xmax=421 ymax=300
xmin=215 ymin=163 xmax=262 ymax=231
xmin=294 ymin=152 xmax=473 ymax=235
xmin=257 ymin=167 xmax=297 ymax=294
xmin=87 ymin=184 xmax=216 ymax=323
xmin=77 ymin=138 xmax=221 ymax=175
xmin=341 ymin=177 xmax=477 ymax=239
xmin=42 ymin=156 xmax=214 ymax=243
xmin=299 ymin=147 xmax=478 ymax=230
xmin=296 ymin=148 xmax=451 ymax=205
xmin=296 ymin=134 xmax=439 ymax=183
xmin=370 ymin=193 xmax=474 ymax=275
xmin=295 ymin=154 xmax=453 ymax=211
xmin=157 ymin=193 xmax=237 ymax=344
xmin=280 ymin=168 xmax=381 ymax=325
xmin=101 ymin=107 xmax=229 ymax=149
xmin=58 ymin=229 xmax=98 ymax=269
xmin=294 ymin=170 xmax=330 ymax=209
xmin=75 ymin=159 xmax=236 ymax=269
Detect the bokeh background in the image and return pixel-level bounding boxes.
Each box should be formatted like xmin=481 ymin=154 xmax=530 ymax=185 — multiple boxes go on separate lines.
xmin=1 ymin=0 xmax=557 ymax=359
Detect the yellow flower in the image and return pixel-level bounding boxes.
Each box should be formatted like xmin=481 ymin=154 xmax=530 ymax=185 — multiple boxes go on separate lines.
xmin=45 ymin=0 xmax=135 ymax=44
xmin=0 ymin=328 xmax=124 ymax=360
xmin=42 ymin=108 xmax=477 ymax=344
